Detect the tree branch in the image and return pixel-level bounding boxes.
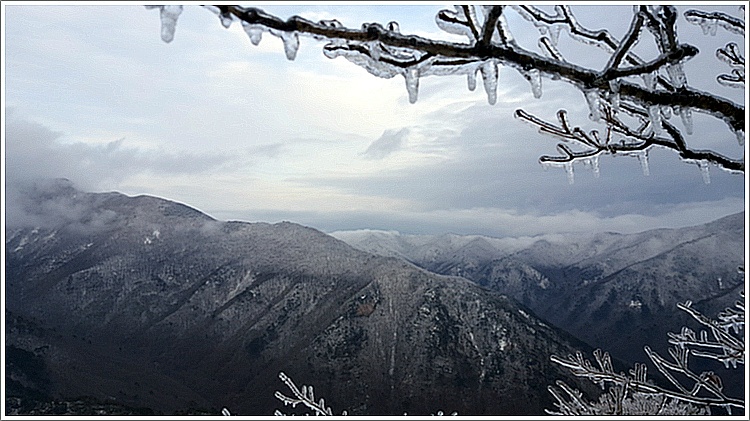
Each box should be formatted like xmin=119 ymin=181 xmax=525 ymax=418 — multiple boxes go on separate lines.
xmin=216 ymin=5 xmax=744 ymax=134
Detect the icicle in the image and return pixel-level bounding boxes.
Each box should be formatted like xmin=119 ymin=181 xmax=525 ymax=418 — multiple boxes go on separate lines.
xmin=467 ymin=68 xmax=477 ymax=91
xmin=660 ymin=105 xmax=672 ymax=120
xmin=736 ymin=129 xmax=745 ymax=147
xmin=158 ymin=5 xmax=183 ymax=43
xmin=220 ymin=12 xmax=234 ymax=28
xmin=699 ymin=161 xmax=711 ymax=184
xmin=679 ymin=107 xmax=693 ymax=135
xmin=565 ymin=162 xmax=575 ymax=185
xmin=642 ymin=72 xmax=657 ymax=90
xmin=548 ymin=25 xmax=562 ymax=46
xmin=480 ymin=60 xmax=498 ymax=105
xmin=584 ymin=89 xmax=601 ymax=122
xmin=591 ymin=155 xmax=600 ymax=178
xmin=280 ymin=32 xmax=300 ymax=61
xmin=524 ymin=68 xmax=542 ymax=99
xmin=648 ymin=105 xmax=662 ymax=135
xmin=636 ymin=150 xmax=650 ymax=176
xmin=404 ymin=67 xmax=420 ymax=104
xmin=699 ymin=18 xmax=718 ymax=36
xmin=666 ymin=63 xmax=687 ymax=88
xmin=369 ymin=41 xmax=382 ymax=61
xmin=242 ymin=22 xmax=263 ymax=46
xmin=608 ymin=79 xmax=621 ymax=111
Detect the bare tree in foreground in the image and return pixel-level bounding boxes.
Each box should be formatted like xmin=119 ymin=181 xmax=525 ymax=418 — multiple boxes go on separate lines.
xmin=147 ymin=5 xmax=746 ymax=415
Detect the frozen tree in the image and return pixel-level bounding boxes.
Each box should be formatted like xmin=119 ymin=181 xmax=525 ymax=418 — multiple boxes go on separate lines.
xmin=548 ymin=286 xmax=745 ymax=415
xmin=146 ymin=4 xmax=745 ymax=183
xmin=271 ymin=372 xmax=457 ymax=416
xmin=272 ymin=372 xmax=347 ymax=416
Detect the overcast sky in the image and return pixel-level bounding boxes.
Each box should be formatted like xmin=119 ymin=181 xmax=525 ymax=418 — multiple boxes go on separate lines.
xmin=2 ymin=3 xmax=746 ymax=237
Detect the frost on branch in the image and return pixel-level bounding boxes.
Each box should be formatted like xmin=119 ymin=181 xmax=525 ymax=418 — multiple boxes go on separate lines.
xmin=147 ymin=5 xmax=745 ymax=176
xmin=273 ymin=372 xmax=347 ymax=416
xmin=549 ymin=286 xmax=745 ymax=415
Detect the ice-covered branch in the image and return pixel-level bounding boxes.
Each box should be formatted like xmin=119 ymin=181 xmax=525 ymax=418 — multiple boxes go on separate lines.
xmin=273 ymin=372 xmax=347 ymax=416
xmin=550 ymin=289 xmax=745 ymax=415
xmin=669 ymin=298 xmax=745 ymax=369
xmin=147 ymin=4 xmax=745 ymax=175
xmin=685 ymin=9 xmax=745 ymax=36
xmin=154 ymin=5 xmax=743 ymax=130
xmin=686 ymin=8 xmax=746 ymax=90
xmin=515 ymin=99 xmax=744 ymax=181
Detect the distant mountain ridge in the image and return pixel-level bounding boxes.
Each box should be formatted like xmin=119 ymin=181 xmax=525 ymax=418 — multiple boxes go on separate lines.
xmin=332 ymin=212 xmax=746 ymax=397
xmin=5 ymin=181 xmax=598 ymax=415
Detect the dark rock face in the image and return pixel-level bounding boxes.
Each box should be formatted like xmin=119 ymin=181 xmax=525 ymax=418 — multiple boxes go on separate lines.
xmin=5 ymin=182 xmax=594 ymax=415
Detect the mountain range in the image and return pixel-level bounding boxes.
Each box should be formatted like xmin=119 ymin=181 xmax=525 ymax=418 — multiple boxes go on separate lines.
xmin=332 ymin=211 xmax=746 ymax=398
xmin=6 ymin=179 xmax=601 ymax=415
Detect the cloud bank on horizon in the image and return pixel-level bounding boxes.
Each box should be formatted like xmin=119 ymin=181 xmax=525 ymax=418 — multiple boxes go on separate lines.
xmin=2 ymin=4 xmax=746 ymax=237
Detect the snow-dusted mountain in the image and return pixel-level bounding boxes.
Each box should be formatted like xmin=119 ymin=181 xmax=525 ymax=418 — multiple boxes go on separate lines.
xmin=332 ymin=213 xmax=746 ymax=391
xmin=330 ymin=229 xmax=540 ymax=264
xmin=5 ymin=180 xmax=597 ymax=416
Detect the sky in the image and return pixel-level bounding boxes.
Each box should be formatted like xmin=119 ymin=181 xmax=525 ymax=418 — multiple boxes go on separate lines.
xmin=2 ymin=2 xmax=747 ymax=238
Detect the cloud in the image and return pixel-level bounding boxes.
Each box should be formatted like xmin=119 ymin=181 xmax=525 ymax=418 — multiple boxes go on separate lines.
xmin=362 ymin=128 xmax=410 ymax=160
xmin=4 ymin=178 xmax=118 ymax=231
xmin=213 ymin=195 xmax=745 ymax=238
xmin=4 ymin=111 xmax=241 ymax=192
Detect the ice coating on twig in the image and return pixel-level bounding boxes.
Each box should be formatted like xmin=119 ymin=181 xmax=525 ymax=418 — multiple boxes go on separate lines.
xmin=322 ymin=43 xmax=400 ymax=79
xmin=435 ymin=6 xmax=475 ymax=40
xmin=717 ymin=69 xmax=745 ymax=89
xmin=158 ymin=5 xmax=183 ymax=43
xmin=480 ymin=60 xmax=498 ymax=105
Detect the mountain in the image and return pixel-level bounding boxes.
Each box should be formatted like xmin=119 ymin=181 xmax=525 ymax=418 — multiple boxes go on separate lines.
xmin=5 ymin=180 xmax=597 ymax=416
xmin=333 ymin=212 xmax=746 ymax=395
